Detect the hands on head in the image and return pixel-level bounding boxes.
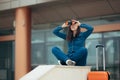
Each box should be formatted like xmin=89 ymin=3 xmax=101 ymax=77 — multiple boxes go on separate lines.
xmin=62 ymin=19 xmax=81 ymax=28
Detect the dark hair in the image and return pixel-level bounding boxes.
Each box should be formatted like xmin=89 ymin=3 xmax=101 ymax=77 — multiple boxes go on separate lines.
xmin=66 ymin=25 xmax=80 ymax=41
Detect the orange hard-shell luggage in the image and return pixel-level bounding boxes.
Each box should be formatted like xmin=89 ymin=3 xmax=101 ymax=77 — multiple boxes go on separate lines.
xmin=88 ymin=44 xmax=110 ymax=80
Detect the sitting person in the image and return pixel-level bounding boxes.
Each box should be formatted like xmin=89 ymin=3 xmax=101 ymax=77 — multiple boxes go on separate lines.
xmin=52 ymin=19 xmax=94 ymax=66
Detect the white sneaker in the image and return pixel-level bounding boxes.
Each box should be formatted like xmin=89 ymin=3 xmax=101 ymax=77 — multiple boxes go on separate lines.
xmin=58 ymin=60 xmax=62 ymax=65
xmin=66 ymin=59 xmax=76 ymax=66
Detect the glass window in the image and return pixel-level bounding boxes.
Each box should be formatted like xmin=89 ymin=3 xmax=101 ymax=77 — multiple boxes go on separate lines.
xmin=0 ymin=29 xmax=14 ymax=36
xmin=105 ymin=39 xmax=114 ymax=65
xmin=46 ymin=29 xmax=64 ymax=42
xmin=31 ymin=43 xmax=46 ymax=65
xmin=31 ymin=28 xmax=65 ymax=67
xmin=0 ymin=41 xmax=14 ymax=80
xmin=86 ymin=33 xmax=102 ymax=66
xmin=87 ymin=33 xmax=102 ymax=39
xmin=32 ymin=30 xmax=45 ymax=43
xmin=104 ymin=31 xmax=120 ymax=38
xmin=80 ymin=14 xmax=120 ymax=26
xmin=31 ymin=30 xmax=45 ymax=67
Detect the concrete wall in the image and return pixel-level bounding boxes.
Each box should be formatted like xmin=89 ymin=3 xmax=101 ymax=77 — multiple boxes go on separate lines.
xmin=0 ymin=0 xmax=56 ymax=11
xmin=20 ymin=65 xmax=91 ymax=80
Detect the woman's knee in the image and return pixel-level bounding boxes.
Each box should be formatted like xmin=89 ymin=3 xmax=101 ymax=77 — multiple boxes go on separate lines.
xmin=52 ymin=46 xmax=60 ymax=53
xmin=80 ymin=47 xmax=88 ymax=55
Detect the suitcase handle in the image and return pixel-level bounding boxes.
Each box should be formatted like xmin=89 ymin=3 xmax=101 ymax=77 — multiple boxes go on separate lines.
xmin=96 ymin=44 xmax=105 ymax=71
xmin=96 ymin=44 xmax=104 ymax=48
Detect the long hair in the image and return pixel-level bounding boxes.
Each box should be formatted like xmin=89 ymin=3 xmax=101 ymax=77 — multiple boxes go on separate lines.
xmin=66 ymin=25 xmax=80 ymax=41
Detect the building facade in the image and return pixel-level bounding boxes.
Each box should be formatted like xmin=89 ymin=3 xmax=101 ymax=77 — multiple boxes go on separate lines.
xmin=0 ymin=0 xmax=120 ymax=80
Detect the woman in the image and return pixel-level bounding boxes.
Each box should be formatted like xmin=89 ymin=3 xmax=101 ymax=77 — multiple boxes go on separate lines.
xmin=52 ymin=19 xmax=94 ymax=66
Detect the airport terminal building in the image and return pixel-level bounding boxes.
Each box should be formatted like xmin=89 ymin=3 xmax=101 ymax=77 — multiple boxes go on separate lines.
xmin=0 ymin=0 xmax=120 ymax=80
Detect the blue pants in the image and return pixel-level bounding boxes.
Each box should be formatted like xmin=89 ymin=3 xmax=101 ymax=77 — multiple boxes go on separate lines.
xmin=52 ymin=46 xmax=88 ymax=66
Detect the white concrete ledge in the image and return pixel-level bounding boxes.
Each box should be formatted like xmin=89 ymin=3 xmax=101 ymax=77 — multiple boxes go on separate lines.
xmin=20 ymin=65 xmax=91 ymax=80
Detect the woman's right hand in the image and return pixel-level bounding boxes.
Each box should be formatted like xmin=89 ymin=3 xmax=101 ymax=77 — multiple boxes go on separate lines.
xmin=62 ymin=22 xmax=69 ymax=28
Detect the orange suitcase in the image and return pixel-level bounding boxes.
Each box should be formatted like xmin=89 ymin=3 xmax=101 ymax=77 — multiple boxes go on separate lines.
xmin=88 ymin=44 xmax=110 ymax=80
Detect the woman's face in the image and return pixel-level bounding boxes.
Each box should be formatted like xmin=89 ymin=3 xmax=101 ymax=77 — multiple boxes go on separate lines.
xmin=70 ymin=20 xmax=78 ymax=31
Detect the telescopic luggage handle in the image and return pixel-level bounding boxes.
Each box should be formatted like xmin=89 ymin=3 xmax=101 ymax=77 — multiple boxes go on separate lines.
xmin=96 ymin=44 xmax=105 ymax=71
xmin=96 ymin=44 xmax=104 ymax=48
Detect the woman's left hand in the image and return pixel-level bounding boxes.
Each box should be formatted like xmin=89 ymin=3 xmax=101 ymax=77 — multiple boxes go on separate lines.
xmin=76 ymin=21 xmax=81 ymax=26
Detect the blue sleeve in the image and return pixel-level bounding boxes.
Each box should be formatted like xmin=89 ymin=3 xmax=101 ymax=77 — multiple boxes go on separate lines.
xmin=80 ymin=23 xmax=94 ymax=38
xmin=53 ymin=26 xmax=66 ymax=40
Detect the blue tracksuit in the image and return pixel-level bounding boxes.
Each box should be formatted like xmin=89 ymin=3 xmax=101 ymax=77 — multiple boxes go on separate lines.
xmin=52 ymin=23 xmax=94 ymax=66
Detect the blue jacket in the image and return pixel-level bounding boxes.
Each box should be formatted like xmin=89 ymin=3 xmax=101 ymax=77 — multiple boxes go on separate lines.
xmin=53 ymin=23 xmax=94 ymax=53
